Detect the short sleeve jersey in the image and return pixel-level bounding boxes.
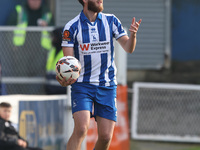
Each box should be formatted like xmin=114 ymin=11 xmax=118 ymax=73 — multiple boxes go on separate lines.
xmin=62 ymin=11 xmax=127 ymax=86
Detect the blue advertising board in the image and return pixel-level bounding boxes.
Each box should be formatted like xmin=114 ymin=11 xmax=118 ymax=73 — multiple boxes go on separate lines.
xmin=172 ymin=0 xmax=200 ymax=61
xmin=19 ymin=99 xmax=66 ymax=150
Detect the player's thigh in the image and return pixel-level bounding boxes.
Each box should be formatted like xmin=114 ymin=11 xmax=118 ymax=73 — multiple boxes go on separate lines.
xmin=71 ymin=82 xmax=95 ymax=114
xmin=73 ymin=110 xmax=91 ymax=132
xmin=94 ymin=85 xmax=117 ymax=121
xmin=96 ymin=116 xmax=115 ymax=138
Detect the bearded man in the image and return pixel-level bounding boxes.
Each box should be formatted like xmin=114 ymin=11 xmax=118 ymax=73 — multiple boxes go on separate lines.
xmin=56 ymin=0 xmax=142 ymax=150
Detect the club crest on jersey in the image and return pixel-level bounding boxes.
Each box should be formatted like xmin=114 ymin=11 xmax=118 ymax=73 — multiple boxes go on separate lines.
xmin=92 ymin=35 xmax=97 ymax=42
xmin=90 ymin=28 xmax=98 ymax=42
xmin=91 ymin=28 xmax=96 ymax=33
xmin=63 ymin=30 xmax=71 ymax=41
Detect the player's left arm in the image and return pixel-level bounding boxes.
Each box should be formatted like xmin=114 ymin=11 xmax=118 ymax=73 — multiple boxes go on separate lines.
xmin=118 ymin=17 xmax=142 ymax=53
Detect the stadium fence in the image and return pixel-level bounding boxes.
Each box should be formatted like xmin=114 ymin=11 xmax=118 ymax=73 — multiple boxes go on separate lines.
xmin=131 ymin=82 xmax=200 ymax=143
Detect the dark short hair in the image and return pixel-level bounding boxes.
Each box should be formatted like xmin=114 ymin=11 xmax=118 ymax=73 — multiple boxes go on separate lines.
xmin=0 ymin=102 xmax=11 ymax=108
xmin=78 ymin=0 xmax=84 ymax=6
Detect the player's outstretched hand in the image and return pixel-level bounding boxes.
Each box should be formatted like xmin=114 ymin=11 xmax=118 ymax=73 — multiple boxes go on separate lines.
xmin=56 ymin=76 xmax=77 ymax=86
xmin=129 ymin=17 xmax=142 ymax=36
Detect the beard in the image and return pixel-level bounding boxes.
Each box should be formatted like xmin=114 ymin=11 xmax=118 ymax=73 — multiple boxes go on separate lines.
xmin=88 ymin=0 xmax=103 ymax=13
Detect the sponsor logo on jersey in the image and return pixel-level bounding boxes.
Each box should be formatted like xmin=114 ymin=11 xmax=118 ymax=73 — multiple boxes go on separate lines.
xmin=80 ymin=44 xmax=90 ymax=51
xmin=79 ymin=42 xmax=110 ymax=55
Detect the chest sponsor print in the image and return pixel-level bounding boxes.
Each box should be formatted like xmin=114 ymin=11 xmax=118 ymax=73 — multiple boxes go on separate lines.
xmin=79 ymin=42 xmax=110 ymax=55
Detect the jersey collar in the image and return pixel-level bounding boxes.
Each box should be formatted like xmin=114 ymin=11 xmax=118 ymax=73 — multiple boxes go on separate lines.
xmin=80 ymin=10 xmax=102 ymax=24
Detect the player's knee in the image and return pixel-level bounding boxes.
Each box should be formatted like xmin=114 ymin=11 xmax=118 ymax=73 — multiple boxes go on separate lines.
xmin=74 ymin=125 xmax=88 ymax=138
xmin=98 ymin=133 xmax=112 ymax=144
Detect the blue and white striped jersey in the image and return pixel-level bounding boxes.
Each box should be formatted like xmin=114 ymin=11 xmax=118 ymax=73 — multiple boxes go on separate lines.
xmin=62 ymin=11 xmax=127 ymax=86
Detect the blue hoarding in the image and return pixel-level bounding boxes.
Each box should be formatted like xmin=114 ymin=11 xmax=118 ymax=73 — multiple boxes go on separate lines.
xmin=172 ymin=0 xmax=200 ymax=61
xmin=19 ymin=100 xmax=66 ymax=150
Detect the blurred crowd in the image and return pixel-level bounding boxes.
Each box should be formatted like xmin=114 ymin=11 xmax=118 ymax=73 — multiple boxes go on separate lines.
xmin=0 ymin=0 xmax=66 ymax=95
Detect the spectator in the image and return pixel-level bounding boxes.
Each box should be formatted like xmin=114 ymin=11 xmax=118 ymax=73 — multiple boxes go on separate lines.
xmin=6 ymin=0 xmax=53 ymax=49
xmin=0 ymin=102 xmax=43 ymax=150
xmin=45 ymin=27 xmax=66 ymax=94
xmin=7 ymin=0 xmax=53 ymax=26
xmin=4 ymin=0 xmax=54 ymax=94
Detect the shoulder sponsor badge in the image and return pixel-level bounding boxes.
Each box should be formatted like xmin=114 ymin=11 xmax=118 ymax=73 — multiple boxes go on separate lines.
xmin=63 ymin=30 xmax=71 ymax=41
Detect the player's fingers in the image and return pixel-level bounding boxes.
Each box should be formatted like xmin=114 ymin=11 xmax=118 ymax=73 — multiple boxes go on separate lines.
xmin=138 ymin=19 xmax=142 ymax=24
xmin=66 ymin=76 xmax=75 ymax=85
xmin=56 ymin=76 xmax=60 ymax=81
xmin=130 ymin=25 xmax=137 ymax=32
xmin=131 ymin=24 xmax=138 ymax=29
xmin=129 ymin=29 xmax=137 ymax=33
xmin=56 ymin=76 xmax=62 ymax=84
xmin=66 ymin=76 xmax=73 ymax=82
xmin=70 ymin=79 xmax=77 ymax=85
xmin=62 ymin=77 xmax=71 ymax=86
xmin=56 ymin=76 xmax=76 ymax=86
xmin=129 ymin=25 xmax=138 ymax=33
xmin=131 ymin=17 xmax=135 ymax=25
xmin=56 ymin=76 xmax=68 ymax=86
xmin=73 ymin=79 xmax=77 ymax=83
xmin=56 ymin=76 xmax=64 ymax=84
xmin=130 ymin=25 xmax=138 ymax=31
xmin=135 ymin=22 xmax=140 ymax=27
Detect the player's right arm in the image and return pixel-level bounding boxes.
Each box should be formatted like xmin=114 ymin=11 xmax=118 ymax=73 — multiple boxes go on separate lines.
xmin=63 ymin=47 xmax=74 ymax=56
xmin=56 ymin=47 xmax=77 ymax=86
